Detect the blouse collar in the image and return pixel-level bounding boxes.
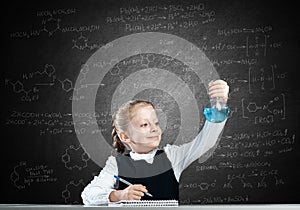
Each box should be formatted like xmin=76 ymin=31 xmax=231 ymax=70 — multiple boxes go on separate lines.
xmin=129 ymin=148 xmax=158 ymax=163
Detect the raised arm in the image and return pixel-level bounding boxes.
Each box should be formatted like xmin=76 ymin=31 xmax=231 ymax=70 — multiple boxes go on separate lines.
xmin=164 ymin=80 xmax=229 ymax=181
xmin=164 ymin=120 xmax=226 ymax=181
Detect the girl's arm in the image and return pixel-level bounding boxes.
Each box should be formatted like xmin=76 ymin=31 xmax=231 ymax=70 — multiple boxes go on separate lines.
xmin=164 ymin=120 xmax=226 ymax=181
xmin=81 ymin=156 xmax=117 ymax=205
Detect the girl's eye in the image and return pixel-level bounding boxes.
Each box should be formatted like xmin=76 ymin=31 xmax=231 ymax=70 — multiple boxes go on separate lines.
xmin=155 ymin=122 xmax=159 ymax=125
xmin=141 ymin=123 xmax=148 ymax=127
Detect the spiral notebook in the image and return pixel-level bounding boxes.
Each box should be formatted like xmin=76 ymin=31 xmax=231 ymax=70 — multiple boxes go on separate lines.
xmin=108 ymin=199 xmax=178 ymax=207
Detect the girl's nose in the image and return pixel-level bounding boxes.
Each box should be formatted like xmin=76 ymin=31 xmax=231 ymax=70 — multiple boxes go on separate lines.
xmin=150 ymin=123 xmax=160 ymax=132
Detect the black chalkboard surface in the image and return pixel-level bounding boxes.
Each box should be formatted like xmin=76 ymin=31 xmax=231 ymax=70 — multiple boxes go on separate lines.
xmin=3 ymin=0 xmax=299 ymax=204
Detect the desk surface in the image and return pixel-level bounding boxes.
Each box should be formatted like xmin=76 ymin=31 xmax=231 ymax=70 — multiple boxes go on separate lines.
xmin=0 ymin=204 xmax=299 ymax=210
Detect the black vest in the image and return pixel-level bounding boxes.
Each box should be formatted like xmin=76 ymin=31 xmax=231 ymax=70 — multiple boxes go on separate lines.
xmin=115 ymin=150 xmax=179 ymax=200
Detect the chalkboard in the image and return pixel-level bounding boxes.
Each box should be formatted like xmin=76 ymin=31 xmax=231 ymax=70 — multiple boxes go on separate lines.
xmin=3 ymin=0 xmax=300 ymax=205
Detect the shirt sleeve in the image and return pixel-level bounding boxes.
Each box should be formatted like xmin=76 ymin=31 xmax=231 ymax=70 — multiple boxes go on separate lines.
xmin=81 ymin=155 xmax=118 ymax=205
xmin=164 ymin=120 xmax=226 ymax=182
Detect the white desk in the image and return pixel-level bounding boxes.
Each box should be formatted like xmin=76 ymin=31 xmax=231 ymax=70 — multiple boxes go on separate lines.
xmin=0 ymin=204 xmax=299 ymax=210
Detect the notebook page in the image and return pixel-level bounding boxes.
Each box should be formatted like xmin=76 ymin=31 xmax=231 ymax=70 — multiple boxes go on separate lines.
xmin=108 ymin=199 xmax=178 ymax=207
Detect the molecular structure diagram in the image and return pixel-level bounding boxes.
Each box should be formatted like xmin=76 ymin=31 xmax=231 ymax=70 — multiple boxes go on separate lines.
xmin=62 ymin=179 xmax=85 ymax=204
xmin=10 ymin=161 xmax=27 ymax=190
xmin=41 ymin=17 xmax=61 ymax=37
xmin=61 ymin=145 xmax=90 ymax=170
xmin=5 ymin=64 xmax=76 ymax=102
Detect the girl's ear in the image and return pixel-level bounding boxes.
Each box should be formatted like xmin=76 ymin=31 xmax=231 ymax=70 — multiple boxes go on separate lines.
xmin=118 ymin=131 xmax=130 ymax=143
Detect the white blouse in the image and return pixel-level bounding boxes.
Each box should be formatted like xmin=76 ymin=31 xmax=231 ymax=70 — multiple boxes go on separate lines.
xmin=81 ymin=120 xmax=226 ymax=205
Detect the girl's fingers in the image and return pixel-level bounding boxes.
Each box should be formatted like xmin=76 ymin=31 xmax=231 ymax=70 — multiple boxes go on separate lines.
xmin=133 ymin=184 xmax=147 ymax=193
xmin=127 ymin=184 xmax=147 ymax=199
xmin=208 ymin=79 xmax=227 ymax=87
xmin=209 ymin=83 xmax=228 ymax=91
xmin=209 ymin=88 xmax=228 ymax=95
xmin=209 ymin=86 xmax=229 ymax=96
xmin=209 ymin=80 xmax=228 ymax=89
xmin=131 ymin=195 xmax=142 ymax=200
xmin=208 ymin=80 xmax=229 ymax=100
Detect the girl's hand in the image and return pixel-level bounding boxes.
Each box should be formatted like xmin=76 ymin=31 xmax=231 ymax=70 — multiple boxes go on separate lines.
xmin=208 ymin=80 xmax=229 ymax=102
xmin=109 ymin=184 xmax=148 ymax=201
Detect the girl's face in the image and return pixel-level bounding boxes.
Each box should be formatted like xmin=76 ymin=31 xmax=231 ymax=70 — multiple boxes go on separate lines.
xmin=125 ymin=105 xmax=162 ymax=154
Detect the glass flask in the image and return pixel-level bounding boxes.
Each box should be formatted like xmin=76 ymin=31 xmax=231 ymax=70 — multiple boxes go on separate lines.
xmin=203 ymin=97 xmax=229 ymax=123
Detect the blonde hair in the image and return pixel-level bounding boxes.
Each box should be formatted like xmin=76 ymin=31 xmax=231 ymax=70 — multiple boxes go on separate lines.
xmin=112 ymin=100 xmax=155 ymax=154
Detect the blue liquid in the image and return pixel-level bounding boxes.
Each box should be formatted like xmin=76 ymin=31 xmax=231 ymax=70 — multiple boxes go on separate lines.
xmin=203 ymin=107 xmax=230 ymax=123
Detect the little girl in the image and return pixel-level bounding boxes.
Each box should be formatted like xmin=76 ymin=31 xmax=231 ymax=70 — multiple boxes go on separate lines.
xmin=81 ymin=80 xmax=229 ymax=205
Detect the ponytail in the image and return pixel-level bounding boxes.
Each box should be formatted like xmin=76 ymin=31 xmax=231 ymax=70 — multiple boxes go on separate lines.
xmin=112 ymin=119 xmax=126 ymax=154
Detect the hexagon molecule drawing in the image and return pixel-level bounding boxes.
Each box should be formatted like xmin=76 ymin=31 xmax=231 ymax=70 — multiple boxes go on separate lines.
xmin=61 ymin=145 xmax=90 ymax=170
